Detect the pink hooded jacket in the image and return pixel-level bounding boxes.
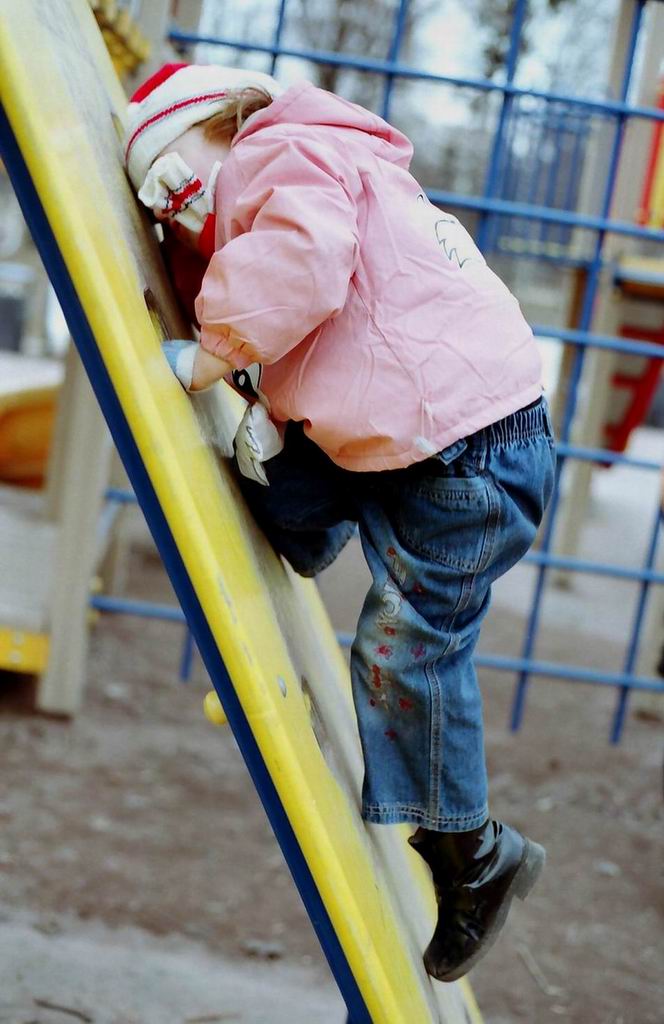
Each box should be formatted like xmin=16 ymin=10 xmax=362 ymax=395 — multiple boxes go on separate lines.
xmin=195 ymin=81 xmax=543 ymax=471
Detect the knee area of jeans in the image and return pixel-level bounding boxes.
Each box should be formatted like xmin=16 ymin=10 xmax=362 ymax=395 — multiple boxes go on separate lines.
xmin=280 ymin=549 xmax=335 ymax=578
xmin=281 ymin=529 xmax=354 ymax=578
xmin=287 ymin=562 xmax=320 ymax=579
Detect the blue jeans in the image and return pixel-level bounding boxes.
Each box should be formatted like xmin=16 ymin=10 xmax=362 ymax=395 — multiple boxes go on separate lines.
xmin=235 ymin=398 xmax=556 ymax=831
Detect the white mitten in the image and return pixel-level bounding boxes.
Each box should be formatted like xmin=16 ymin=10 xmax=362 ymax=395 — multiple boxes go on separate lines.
xmin=234 ymin=402 xmax=284 ymax=486
xmin=161 ymin=340 xmax=198 ymax=391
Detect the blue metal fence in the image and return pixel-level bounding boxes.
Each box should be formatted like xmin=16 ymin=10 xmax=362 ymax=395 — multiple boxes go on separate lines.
xmin=146 ymin=0 xmax=664 ymax=742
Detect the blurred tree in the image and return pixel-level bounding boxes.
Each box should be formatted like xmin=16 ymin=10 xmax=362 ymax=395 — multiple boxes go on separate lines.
xmin=291 ymin=0 xmax=438 ymax=109
xmin=469 ymin=0 xmax=571 ymax=82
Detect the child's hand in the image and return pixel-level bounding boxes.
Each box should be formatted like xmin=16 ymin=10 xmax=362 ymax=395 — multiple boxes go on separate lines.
xmin=190 ymin=346 xmax=232 ymax=391
xmin=162 ymin=340 xmax=198 ymax=391
xmin=161 ymin=341 xmax=231 ymax=392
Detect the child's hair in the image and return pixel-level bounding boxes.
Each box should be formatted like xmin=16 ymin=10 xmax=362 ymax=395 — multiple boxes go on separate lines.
xmin=203 ymin=86 xmax=274 ymax=140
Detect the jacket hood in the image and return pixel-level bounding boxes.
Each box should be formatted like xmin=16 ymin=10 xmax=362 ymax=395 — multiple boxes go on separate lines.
xmin=232 ymin=81 xmax=413 ymax=168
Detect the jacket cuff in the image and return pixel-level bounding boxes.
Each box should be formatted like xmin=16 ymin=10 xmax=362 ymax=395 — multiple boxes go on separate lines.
xmin=199 ymin=326 xmax=256 ymax=370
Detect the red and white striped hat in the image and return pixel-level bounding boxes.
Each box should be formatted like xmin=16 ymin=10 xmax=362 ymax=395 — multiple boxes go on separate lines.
xmin=124 ymin=62 xmax=283 ymax=191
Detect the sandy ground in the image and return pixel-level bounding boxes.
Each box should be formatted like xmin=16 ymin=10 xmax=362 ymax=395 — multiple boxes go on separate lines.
xmin=0 ymin=907 xmax=345 ymax=1024
xmin=1 ymin=430 xmax=663 ymax=1024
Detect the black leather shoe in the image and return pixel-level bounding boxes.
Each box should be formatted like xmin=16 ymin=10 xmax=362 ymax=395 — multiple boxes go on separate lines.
xmin=409 ymin=819 xmax=545 ymax=982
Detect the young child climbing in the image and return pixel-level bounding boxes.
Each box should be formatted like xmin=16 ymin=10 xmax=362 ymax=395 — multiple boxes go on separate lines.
xmin=124 ymin=62 xmax=556 ymax=983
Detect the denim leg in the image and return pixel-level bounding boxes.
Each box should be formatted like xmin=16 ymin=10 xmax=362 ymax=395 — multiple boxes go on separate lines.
xmin=351 ymin=400 xmax=556 ymax=832
xmin=233 ymin=422 xmax=357 ymax=577
xmin=351 ymin=494 xmax=492 ymax=832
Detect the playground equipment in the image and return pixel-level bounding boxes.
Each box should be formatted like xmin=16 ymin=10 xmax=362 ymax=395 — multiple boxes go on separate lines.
xmin=0 ymin=0 xmax=158 ymax=704
xmin=1 ymin=2 xmax=660 ymax=731
xmin=0 ymin=2 xmax=482 ymax=1021
xmin=2 ymin=0 xmax=658 ymax=743
xmin=1 ymin=0 xmax=662 ymax=1011
xmin=0 ymin=339 xmax=112 ymax=690
xmin=0 ymin=352 xmax=62 ymax=487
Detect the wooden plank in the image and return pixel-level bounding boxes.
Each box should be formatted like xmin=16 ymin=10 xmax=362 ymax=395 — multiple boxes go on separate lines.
xmin=38 ymin=345 xmax=113 ymax=714
xmin=0 ymin=498 xmax=56 ymax=632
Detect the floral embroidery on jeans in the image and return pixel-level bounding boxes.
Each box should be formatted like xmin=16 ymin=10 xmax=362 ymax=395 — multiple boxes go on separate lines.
xmin=376 ymin=579 xmax=403 ymax=629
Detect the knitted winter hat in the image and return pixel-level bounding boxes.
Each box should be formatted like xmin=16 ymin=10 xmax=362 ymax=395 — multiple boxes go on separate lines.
xmin=124 ymin=62 xmax=283 ymax=191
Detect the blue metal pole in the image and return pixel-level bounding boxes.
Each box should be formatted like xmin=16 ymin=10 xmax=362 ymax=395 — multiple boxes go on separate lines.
xmin=91 ymin=594 xmax=198 ymax=681
xmin=179 ymin=628 xmax=197 ymax=683
xmin=270 ymin=0 xmax=288 ymax=78
xmin=90 ymin=594 xmax=186 ymax=621
xmin=553 ymin=442 xmax=661 ymax=471
xmin=559 ymin=109 xmax=591 ymax=246
xmin=380 ymin=0 xmax=410 ymax=123
xmin=530 ymin=322 xmax=664 ymax=359
xmin=557 ymin=108 xmax=580 ymax=245
xmin=524 ymin=104 xmax=550 ymax=243
xmin=509 ymin=0 xmax=648 ymax=734
xmin=540 ymin=108 xmax=565 ymax=246
xmin=522 ymin=550 xmax=664 ymax=585
xmin=610 ymin=503 xmax=663 ymax=743
xmin=476 ymin=656 xmax=664 ymax=693
xmin=490 ymin=93 xmax=522 ymax=252
xmin=104 ymin=487 xmax=137 ymax=504
xmin=426 ymin=188 xmax=664 ymax=243
xmin=507 ymin=97 xmax=524 ymax=247
xmin=477 ymin=0 xmax=529 ymax=253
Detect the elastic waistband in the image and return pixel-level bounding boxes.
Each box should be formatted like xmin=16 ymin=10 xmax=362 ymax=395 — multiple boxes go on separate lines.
xmin=478 ymin=396 xmax=553 ymax=450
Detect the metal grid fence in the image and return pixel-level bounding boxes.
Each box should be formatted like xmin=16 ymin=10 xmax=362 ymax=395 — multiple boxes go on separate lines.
xmin=168 ymin=0 xmax=664 ymax=742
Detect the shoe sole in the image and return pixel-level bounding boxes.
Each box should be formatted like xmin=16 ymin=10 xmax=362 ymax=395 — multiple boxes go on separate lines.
xmin=426 ymin=837 xmax=546 ymax=983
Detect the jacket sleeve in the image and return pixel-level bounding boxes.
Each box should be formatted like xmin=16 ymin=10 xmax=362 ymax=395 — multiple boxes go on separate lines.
xmin=195 ymin=135 xmax=360 ymax=367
